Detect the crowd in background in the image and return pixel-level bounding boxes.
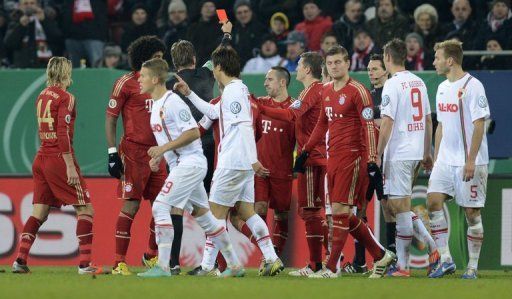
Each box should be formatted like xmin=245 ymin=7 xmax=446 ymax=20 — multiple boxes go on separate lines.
xmin=0 ymin=0 xmax=511 ymax=71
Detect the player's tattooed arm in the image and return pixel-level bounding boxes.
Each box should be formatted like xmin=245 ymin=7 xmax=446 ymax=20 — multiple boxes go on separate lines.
xmin=147 ymin=128 xmax=201 ymax=159
xmin=464 ymin=118 xmax=485 ymax=181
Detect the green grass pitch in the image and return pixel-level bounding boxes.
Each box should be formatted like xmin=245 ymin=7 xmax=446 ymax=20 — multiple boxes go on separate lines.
xmin=1 ymin=267 xmax=511 ymax=299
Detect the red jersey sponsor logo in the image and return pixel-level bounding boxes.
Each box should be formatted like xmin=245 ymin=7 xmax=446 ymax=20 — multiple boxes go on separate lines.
xmin=152 ymin=124 xmax=163 ymax=132
xmin=438 ymin=103 xmax=458 ymax=113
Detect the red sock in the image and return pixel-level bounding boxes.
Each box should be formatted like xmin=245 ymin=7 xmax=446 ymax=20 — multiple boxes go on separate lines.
xmin=146 ymin=218 xmax=158 ymax=258
xmin=272 ymin=217 xmax=288 ymax=254
xmin=216 ymin=251 xmax=227 ymax=272
xmin=349 ymin=214 xmax=384 ymax=260
xmin=326 ymin=214 xmax=350 ymax=272
xmin=16 ymin=216 xmax=43 ymax=263
xmin=239 ymin=222 xmax=258 ymax=247
xmin=115 ymin=211 xmax=133 ymax=266
xmin=77 ymin=214 xmax=94 ymax=268
xmin=322 ymin=219 xmax=330 ymax=255
xmin=303 ymin=210 xmax=323 ymax=271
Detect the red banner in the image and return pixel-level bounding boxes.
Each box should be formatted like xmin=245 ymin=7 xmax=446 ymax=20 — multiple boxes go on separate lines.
xmin=0 ymin=178 xmax=377 ymax=268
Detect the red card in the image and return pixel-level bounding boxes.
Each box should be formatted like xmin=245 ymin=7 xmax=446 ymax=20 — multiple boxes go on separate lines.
xmin=216 ymin=9 xmax=228 ymax=22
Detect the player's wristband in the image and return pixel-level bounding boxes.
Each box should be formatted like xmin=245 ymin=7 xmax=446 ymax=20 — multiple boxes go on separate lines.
xmin=108 ymin=147 xmax=117 ymax=154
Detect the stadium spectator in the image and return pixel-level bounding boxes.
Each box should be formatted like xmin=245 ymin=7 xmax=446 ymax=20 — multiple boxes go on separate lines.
xmin=280 ymin=30 xmax=307 ymax=72
xmin=269 ymin=12 xmax=290 ymax=56
xmin=474 ymin=0 xmax=512 ymax=49
xmin=232 ymin=0 xmax=267 ymax=68
xmin=412 ymin=4 xmax=443 ymax=60
xmin=94 ymin=43 xmax=124 ymax=69
xmin=332 ymin=0 xmax=366 ymax=55
xmin=404 ymin=32 xmax=430 ymax=71
xmin=0 ymin=9 xmax=9 ymax=65
xmin=259 ymin=0 xmax=301 ymax=26
xmin=294 ymin=0 xmax=332 ymax=51
xmin=159 ymin=0 xmax=188 ymax=49
xmin=350 ymin=29 xmax=375 ymax=71
xmin=3 ymin=0 xmax=62 ymax=68
xmin=120 ymin=4 xmax=157 ymax=52
xmin=319 ymin=31 xmax=339 ymax=57
xmin=61 ymin=0 xmax=108 ymax=68
xmin=477 ymin=36 xmax=511 ymax=70
xmin=365 ymin=0 xmax=409 ymax=51
xmin=186 ymin=0 xmax=222 ymax=66
xmin=243 ymin=35 xmax=283 ymax=73
xmin=442 ymin=0 xmax=478 ymax=50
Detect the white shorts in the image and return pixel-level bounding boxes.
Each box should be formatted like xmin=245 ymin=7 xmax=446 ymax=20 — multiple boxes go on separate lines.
xmin=427 ymin=162 xmax=488 ymax=208
xmin=154 ymin=165 xmax=209 ymax=212
xmin=324 ymin=173 xmax=332 ymax=215
xmin=384 ymin=160 xmax=420 ymax=198
xmin=209 ymin=168 xmax=254 ymax=207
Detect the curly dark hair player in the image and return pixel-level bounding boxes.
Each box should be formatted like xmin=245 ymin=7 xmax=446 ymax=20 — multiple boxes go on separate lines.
xmin=105 ymin=35 xmax=168 ymax=276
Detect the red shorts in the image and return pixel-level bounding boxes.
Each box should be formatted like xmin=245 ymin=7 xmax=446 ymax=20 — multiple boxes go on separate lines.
xmin=297 ymin=165 xmax=326 ymax=209
xmin=32 ymin=153 xmax=90 ymax=207
xmin=118 ymin=139 xmax=167 ymax=201
xmin=255 ymin=176 xmax=292 ymax=212
xmin=327 ymin=152 xmax=368 ymax=207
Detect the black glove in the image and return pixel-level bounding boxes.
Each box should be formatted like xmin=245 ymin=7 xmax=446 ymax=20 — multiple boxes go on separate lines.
xmin=367 ymin=162 xmax=384 ymax=200
xmin=108 ymin=151 xmax=123 ymax=179
xmin=292 ymin=151 xmax=309 ymax=174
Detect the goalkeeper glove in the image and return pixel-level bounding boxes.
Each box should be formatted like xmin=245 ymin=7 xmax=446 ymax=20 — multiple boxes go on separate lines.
xmin=292 ymin=151 xmax=309 ymax=174
xmin=367 ymin=162 xmax=384 ymax=201
xmin=108 ymin=149 xmax=123 ymax=179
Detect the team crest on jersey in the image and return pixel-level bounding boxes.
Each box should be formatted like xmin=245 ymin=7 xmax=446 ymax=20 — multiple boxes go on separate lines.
xmin=230 ymin=101 xmax=242 ymax=114
xmin=159 ymin=108 xmax=165 ymax=119
xmin=382 ymin=95 xmax=390 ymax=107
xmin=179 ymin=109 xmax=191 ymax=121
xmin=478 ymin=96 xmax=488 ymax=108
xmin=108 ymin=99 xmax=117 ymax=109
xmin=362 ymin=107 xmax=374 ymax=120
xmin=338 ymin=94 xmax=346 ymax=105
xmin=64 ymin=114 xmax=71 ymax=124
xmin=290 ymin=100 xmax=302 ymax=109
xmin=457 ymin=88 xmax=466 ymax=99
xmin=124 ymin=183 xmax=133 ymax=192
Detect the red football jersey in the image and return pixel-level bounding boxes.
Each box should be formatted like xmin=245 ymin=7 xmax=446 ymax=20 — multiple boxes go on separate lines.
xmin=198 ymin=94 xmax=261 ymax=169
xmin=256 ymin=96 xmax=296 ymax=179
xmin=36 ymin=86 xmax=76 ymax=154
xmin=106 ymin=71 xmax=157 ymax=146
xmin=305 ymin=78 xmax=377 ymax=162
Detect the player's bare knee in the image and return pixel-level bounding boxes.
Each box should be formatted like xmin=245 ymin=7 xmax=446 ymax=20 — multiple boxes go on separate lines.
xmin=465 ymin=208 xmax=481 ymax=224
xmin=331 ymin=203 xmax=351 ymax=215
xmin=254 ymin=202 xmax=268 ymax=216
xmin=122 ymin=199 xmax=140 ymax=215
xmin=274 ymin=211 xmax=288 ymax=221
xmin=171 ymin=207 xmax=184 ymax=216
xmin=75 ymin=204 xmax=94 ymax=217
xmin=32 ymin=204 xmax=50 ymax=221
xmin=427 ymin=194 xmax=444 ymax=212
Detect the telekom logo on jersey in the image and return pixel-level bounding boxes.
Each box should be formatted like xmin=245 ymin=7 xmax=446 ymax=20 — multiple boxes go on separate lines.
xmin=152 ymin=124 xmax=163 ymax=132
xmin=438 ymin=103 xmax=459 ymax=113
xmin=325 ymin=107 xmax=342 ymax=121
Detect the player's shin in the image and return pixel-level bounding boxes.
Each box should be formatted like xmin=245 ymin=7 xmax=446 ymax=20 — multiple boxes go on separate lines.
xmin=272 ymin=214 xmax=288 ymax=255
xmin=326 ymin=213 xmax=350 ymax=272
xmin=348 ymin=214 xmax=385 ymax=260
xmin=16 ymin=216 xmax=44 ymax=264
xmin=170 ymin=214 xmax=183 ymax=267
xmin=147 ymin=218 xmax=158 ymax=259
xmin=77 ymin=214 xmax=94 ymax=268
xmin=395 ymin=212 xmax=413 ymax=270
xmin=196 ymin=211 xmax=241 ymax=268
xmin=411 ymin=211 xmax=437 ymax=251
xmin=246 ymin=214 xmax=279 ymax=263
xmin=429 ymin=210 xmax=452 ymax=262
xmin=115 ymin=211 xmax=134 ymax=265
xmin=302 ymin=209 xmax=324 ymax=271
xmin=152 ymin=201 xmax=174 ymax=272
xmin=466 ymin=215 xmax=484 ymax=270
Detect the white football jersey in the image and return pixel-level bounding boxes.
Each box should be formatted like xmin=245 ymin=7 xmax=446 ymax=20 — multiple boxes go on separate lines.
xmin=435 ymin=73 xmax=490 ymax=166
xmin=381 ymin=70 xmax=431 ymax=161
xmin=150 ymin=91 xmax=206 ymax=168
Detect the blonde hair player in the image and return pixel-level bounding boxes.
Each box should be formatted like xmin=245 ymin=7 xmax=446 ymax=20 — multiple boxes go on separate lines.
xmin=427 ymin=40 xmax=490 ymax=279
xmin=12 ymin=57 xmax=100 ymax=275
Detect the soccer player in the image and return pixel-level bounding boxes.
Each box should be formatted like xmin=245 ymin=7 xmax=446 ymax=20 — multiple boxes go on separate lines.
xmin=173 ymin=46 xmax=284 ymax=276
xmin=105 ymin=36 xmax=168 ymax=275
xmin=12 ymin=57 xmax=99 ymax=274
xmin=257 ymin=52 xmax=328 ymax=276
xmin=376 ymin=39 xmax=438 ymax=277
xmin=254 ymin=66 xmax=295 ymax=256
xmin=296 ymin=45 xmax=396 ymax=278
xmin=428 ymin=40 xmax=490 ymax=279
xmin=135 ymin=58 xmax=243 ymax=277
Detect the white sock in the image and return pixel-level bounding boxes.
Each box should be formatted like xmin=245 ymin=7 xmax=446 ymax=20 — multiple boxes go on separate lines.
xmin=429 ymin=210 xmax=452 ymax=263
xmin=196 ymin=211 xmax=241 ymax=268
xmin=152 ymin=201 xmax=174 ymax=272
xmin=246 ymin=214 xmax=278 ymax=263
xmin=396 ymin=212 xmax=413 ymax=269
xmin=466 ymin=215 xmax=484 ymax=270
xmin=200 ymin=238 xmax=219 ymax=271
xmin=411 ymin=211 xmax=437 ymax=252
